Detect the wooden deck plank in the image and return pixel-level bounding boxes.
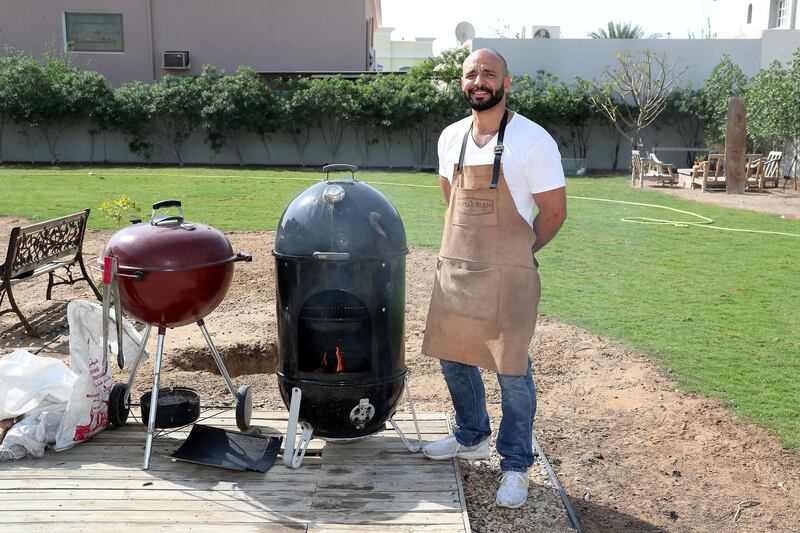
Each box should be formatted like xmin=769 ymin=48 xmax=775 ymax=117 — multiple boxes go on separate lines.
xmin=4 ymin=409 xmax=469 ymax=532
xmin=2 ymin=511 xmax=467 ymax=525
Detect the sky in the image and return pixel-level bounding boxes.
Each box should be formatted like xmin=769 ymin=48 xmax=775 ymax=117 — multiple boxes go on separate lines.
xmin=381 ymin=0 xmax=717 ymax=53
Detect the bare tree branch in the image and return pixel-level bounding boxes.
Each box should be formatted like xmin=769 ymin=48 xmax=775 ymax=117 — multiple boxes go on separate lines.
xmin=590 ymin=50 xmax=688 ymax=147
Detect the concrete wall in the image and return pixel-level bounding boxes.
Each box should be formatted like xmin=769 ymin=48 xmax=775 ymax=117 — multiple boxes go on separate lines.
xmin=472 ymin=35 xmax=800 ymax=84
xmin=0 ymin=115 xmax=712 ymax=172
xmin=0 ymin=0 xmax=374 ymax=85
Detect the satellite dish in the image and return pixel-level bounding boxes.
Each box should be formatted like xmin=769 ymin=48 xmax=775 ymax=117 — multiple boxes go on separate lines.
xmin=455 ymin=21 xmax=475 ymax=45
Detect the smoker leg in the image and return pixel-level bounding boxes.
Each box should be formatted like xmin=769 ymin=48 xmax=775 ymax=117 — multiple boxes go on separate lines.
xmin=124 ymin=324 xmax=151 ymax=406
xmin=284 ymin=387 xmax=313 ymax=469
xmin=389 ymin=377 xmax=422 ymax=453
xmin=143 ymin=326 xmax=166 ymax=470
xmin=197 ymin=320 xmax=238 ymax=400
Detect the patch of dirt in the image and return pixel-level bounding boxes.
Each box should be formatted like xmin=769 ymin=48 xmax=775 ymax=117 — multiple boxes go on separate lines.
xmin=2 ymin=217 xmax=800 ymax=532
xmin=169 ymin=340 xmax=279 ymax=377
xmin=648 ymin=183 xmax=800 ymax=220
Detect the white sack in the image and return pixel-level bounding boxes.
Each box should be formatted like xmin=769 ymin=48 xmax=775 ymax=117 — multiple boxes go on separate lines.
xmin=0 ymin=349 xmax=77 ymax=420
xmin=1 ymin=407 xmax=65 ymax=459
xmin=54 ymin=300 xmax=145 ymax=451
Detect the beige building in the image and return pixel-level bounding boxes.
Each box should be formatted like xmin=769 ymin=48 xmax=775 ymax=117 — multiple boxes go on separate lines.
xmin=0 ymin=0 xmax=382 ymax=85
xmin=373 ymin=27 xmax=434 ymax=72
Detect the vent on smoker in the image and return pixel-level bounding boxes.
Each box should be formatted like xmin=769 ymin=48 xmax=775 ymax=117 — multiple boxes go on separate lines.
xmin=300 ymin=304 xmax=369 ymax=321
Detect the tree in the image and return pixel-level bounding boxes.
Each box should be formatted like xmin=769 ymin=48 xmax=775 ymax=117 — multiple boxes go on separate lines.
xmin=551 ymin=79 xmax=595 ymax=161
xmin=110 ymin=81 xmax=156 ymax=161
xmin=0 ymin=50 xmax=35 ymax=163
xmin=659 ymin=88 xmax=710 ymax=165
xmin=702 ymin=55 xmax=748 ymax=148
xmin=746 ymin=53 xmax=800 ymax=176
xmin=281 ymin=77 xmax=317 ymax=166
xmin=299 ymin=75 xmax=357 ymax=160
xmin=589 ymin=50 xmax=686 ymax=149
xmin=507 ymin=73 xmax=558 ymax=129
xmin=366 ymin=74 xmax=407 ymax=168
xmin=351 ymin=76 xmax=382 ymax=167
xmin=399 ymin=49 xmax=469 ymax=167
xmin=150 ymin=71 xmax=210 ymax=166
xmin=76 ymin=70 xmax=114 ymax=164
xmin=202 ymin=65 xmax=280 ymax=165
xmin=11 ymin=54 xmax=107 ymax=164
xmin=589 ymin=21 xmax=661 ymax=39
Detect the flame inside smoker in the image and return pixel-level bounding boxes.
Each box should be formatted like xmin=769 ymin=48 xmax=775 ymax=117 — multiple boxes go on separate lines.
xmin=320 ymin=346 xmax=345 ymax=373
xmin=335 ymin=345 xmax=344 ymax=372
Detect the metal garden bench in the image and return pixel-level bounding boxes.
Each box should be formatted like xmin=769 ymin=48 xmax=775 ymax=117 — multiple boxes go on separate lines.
xmin=0 ymin=209 xmax=100 ymax=337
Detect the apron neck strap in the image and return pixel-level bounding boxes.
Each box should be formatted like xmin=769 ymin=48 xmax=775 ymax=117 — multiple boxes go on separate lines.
xmin=456 ymin=108 xmax=510 ymax=190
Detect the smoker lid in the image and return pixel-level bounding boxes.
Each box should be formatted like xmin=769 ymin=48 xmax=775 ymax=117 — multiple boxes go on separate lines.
xmin=273 ymin=177 xmax=408 ymax=259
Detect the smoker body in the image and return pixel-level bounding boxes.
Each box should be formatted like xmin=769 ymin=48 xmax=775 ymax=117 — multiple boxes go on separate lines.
xmin=273 ymin=169 xmax=408 ymax=439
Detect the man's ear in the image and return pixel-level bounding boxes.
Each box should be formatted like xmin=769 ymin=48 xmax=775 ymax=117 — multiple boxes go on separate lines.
xmin=504 ymin=74 xmax=512 ymax=91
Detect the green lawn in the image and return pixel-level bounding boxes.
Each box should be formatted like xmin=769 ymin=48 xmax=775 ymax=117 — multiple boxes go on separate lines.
xmin=1 ymin=167 xmax=799 ymax=451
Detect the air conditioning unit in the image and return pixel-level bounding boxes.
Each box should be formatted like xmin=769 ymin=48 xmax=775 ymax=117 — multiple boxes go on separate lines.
xmin=532 ymin=26 xmax=561 ymax=39
xmin=162 ymin=51 xmax=190 ymax=70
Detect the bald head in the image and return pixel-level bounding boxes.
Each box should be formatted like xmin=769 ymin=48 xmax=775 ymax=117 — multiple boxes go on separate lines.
xmin=460 ymin=48 xmax=511 ymax=112
xmin=463 ymin=48 xmax=509 ymax=77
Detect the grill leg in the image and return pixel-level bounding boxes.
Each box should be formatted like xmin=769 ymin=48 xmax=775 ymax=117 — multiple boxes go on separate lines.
xmin=143 ymin=326 xmax=166 ymax=470
xmin=124 ymin=324 xmax=151 ymax=406
xmin=198 ymin=320 xmax=238 ymax=401
xmin=284 ymin=387 xmax=313 ymax=469
xmin=389 ymin=376 xmax=422 ymax=453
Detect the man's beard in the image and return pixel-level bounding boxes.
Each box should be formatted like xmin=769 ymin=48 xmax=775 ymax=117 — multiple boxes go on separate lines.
xmin=463 ymin=84 xmax=505 ymax=111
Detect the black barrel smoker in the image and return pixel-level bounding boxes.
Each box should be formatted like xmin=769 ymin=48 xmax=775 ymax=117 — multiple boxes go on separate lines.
xmin=273 ymin=165 xmax=421 ymax=467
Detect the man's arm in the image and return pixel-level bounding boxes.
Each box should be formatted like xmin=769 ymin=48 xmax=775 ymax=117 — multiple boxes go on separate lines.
xmin=439 ymin=176 xmax=452 ymax=206
xmin=531 ymin=186 xmax=567 ymax=253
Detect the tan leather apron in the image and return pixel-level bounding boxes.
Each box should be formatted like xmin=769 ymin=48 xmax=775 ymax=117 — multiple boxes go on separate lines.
xmin=422 ymin=109 xmax=541 ymax=376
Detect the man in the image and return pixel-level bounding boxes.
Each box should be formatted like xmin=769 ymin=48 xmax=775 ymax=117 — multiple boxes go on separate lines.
xmin=421 ymin=48 xmax=567 ymax=509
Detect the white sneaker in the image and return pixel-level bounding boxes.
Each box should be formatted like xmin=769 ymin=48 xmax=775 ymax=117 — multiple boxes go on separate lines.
xmin=422 ymin=435 xmax=490 ymax=460
xmin=495 ymin=471 xmax=529 ymax=508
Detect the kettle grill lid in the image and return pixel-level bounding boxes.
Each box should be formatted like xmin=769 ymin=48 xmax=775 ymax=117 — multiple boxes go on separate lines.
xmin=103 ymin=201 xmax=235 ymax=271
xmin=273 ymin=178 xmax=407 ymax=259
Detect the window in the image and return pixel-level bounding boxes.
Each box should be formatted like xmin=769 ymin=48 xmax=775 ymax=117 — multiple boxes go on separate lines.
xmin=64 ymin=13 xmax=124 ymax=52
xmin=776 ymin=0 xmax=789 ymax=27
xmin=747 ymin=3 xmax=753 ymax=24
xmin=398 ymin=66 xmax=411 ymax=72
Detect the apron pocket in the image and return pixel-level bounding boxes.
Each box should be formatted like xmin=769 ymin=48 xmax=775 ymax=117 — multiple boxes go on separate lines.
xmin=436 ymin=259 xmax=500 ymax=322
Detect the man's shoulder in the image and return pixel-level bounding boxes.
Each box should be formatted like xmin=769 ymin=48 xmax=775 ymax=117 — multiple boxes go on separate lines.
xmin=508 ymin=113 xmax=555 ymax=145
xmin=440 ymin=116 xmax=472 ymax=143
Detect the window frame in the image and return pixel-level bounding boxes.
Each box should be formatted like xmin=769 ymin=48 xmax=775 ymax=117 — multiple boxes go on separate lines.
xmin=776 ymin=0 xmax=790 ymax=28
xmin=63 ymin=11 xmax=125 ymax=54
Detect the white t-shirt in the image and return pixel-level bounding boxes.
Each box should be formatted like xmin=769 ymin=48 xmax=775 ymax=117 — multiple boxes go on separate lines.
xmin=437 ymin=113 xmax=566 ymax=226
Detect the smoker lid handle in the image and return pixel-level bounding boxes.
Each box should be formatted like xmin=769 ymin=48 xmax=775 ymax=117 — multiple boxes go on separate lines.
xmin=322 ymin=164 xmax=358 ymax=180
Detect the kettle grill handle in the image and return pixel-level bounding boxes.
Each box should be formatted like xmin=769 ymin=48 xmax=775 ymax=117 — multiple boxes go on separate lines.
xmin=152 ymin=199 xmax=182 ymax=210
xmin=150 ymin=199 xmax=185 ymax=225
xmin=322 ymin=164 xmax=358 ymax=180
xmin=234 ymin=252 xmax=253 ymax=262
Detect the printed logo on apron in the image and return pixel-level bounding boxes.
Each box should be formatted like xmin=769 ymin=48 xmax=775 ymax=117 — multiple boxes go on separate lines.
xmin=456 ymin=197 xmax=494 ymax=215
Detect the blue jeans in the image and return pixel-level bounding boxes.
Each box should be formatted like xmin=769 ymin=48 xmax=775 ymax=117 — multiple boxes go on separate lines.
xmin=440 ymin=358 xmax=537 ymax=472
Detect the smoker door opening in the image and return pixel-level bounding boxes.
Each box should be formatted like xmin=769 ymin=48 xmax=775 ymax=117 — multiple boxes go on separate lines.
xmin=298 ymin=290 xmax=372 ymax=374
